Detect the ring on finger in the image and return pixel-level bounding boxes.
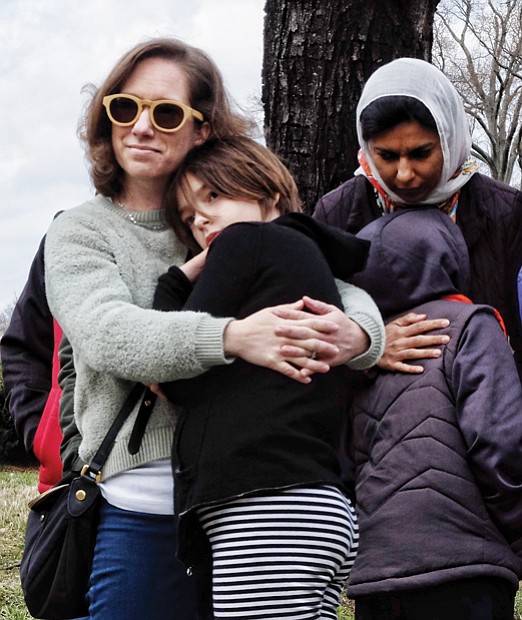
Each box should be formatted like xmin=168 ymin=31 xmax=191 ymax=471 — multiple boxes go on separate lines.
xmin=309 ymin=351 xmax=317 ymax=360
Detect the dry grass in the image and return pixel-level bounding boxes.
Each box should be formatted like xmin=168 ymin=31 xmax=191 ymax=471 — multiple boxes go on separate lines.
xmin=0 ymin=467 xmax=353 ymax=619
xmin=339 ymin=592 xmax=356 ymax=619
xmin=0 ymin=467 xmax=37 ymax=620
xmin=0 ymin=467 xmax=519 ymax=620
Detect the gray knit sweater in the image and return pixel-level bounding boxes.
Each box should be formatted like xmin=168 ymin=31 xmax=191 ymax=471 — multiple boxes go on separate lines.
xmin=45 ymin=195 xmax=232 ymax=478
xmin=45 ymin=194 xmax=384 ymax=479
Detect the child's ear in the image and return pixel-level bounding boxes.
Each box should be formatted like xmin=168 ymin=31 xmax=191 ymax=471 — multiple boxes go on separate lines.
xmin=264 ymin=193 xmax=281 ymax=221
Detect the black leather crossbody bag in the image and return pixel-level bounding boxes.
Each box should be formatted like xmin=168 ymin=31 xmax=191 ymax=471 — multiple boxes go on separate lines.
xmin=20 ymin=384 xmax=155 ymax=619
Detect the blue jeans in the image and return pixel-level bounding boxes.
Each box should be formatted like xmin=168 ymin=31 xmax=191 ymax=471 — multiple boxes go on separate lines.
xmin=87 ymin=500 xmax=198 ymax=620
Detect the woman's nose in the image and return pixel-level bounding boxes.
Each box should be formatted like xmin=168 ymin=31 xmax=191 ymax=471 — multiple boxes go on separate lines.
xmin=131 ymin=107 xmax=154 ymax=136
xmin=396 ymin=158 xmax=415 ymax=184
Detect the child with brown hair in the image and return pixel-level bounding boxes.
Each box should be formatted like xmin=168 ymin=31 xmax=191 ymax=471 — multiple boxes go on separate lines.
xmin=153 ymin=136 xmax=384 ymax=618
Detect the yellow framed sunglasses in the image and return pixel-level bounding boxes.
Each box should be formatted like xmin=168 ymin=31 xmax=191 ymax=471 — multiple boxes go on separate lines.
xmin=102 ymin=93 xmax=204 ymax=133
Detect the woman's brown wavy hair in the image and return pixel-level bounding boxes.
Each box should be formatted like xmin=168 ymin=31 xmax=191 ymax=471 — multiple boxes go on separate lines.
xmin=79 ymin=37 xmax=254 ymax=197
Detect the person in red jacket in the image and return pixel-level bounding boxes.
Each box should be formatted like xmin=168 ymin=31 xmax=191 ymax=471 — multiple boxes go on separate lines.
xmin=1 ymin=227 xmax=82 ymax=493
xmin=1 ymin=235 xmax=64 ymax=492
xmin=1 ymin=226 xmax=86 ymax=620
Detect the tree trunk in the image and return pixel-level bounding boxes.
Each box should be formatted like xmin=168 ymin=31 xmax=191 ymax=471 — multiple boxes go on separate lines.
xmin=263 ymin=0 xmax=441 ymax=211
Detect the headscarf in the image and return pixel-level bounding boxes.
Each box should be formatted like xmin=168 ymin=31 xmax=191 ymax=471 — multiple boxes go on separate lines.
xmin=355 ymin=58 xmax=477 ymax=207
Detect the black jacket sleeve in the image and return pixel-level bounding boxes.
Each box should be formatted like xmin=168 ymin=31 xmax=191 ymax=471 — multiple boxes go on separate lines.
xmin=0 ymin=236 xmax=53 ymax=452
xmin=154 ymin=266 xmax=193 ymax=311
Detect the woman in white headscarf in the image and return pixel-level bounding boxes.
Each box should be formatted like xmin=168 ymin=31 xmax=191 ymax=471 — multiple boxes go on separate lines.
xmin=314 ymin=57 xmax=522 ymax=376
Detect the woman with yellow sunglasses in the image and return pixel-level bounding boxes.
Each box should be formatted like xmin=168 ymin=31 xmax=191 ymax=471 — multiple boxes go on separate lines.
xmin=42 ymin=37 xmax=384 ymax=620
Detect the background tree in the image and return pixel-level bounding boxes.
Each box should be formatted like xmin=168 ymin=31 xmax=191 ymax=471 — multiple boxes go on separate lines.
xmin=262 ymin=0 xmax=441 ymax=211
xmin=433 ymin=0 xmax=522 ymax=185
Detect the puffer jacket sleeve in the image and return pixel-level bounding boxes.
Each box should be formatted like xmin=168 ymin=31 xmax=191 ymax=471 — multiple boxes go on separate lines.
xmin=452 ymin=307 xmax=522 ymax=559
xmin=458 ymin=175 xmax=522 ymax=363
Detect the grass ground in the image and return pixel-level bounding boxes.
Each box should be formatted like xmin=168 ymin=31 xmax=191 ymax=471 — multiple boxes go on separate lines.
xmin=0 ymin=467 xmax=37 ymax=619
xmin=0 ymin=467 xmax=353 ymax=619
xmin=0 ymin=467 xmax=520 ymax=619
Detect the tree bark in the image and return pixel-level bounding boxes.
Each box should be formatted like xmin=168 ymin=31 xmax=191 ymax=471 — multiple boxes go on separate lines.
xmin=263 ymin=0 xmax=441 ymax=211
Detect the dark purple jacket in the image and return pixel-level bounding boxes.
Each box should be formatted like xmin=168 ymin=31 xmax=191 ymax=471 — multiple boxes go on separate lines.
xmin=314 ymin=173 xmax=522 ymax=365
xmin=346 ymin=209 xmax=522 ymax=596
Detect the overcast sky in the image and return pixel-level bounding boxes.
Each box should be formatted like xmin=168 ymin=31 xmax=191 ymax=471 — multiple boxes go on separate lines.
xmin=0 ymin=0 xmax=264 ymax=309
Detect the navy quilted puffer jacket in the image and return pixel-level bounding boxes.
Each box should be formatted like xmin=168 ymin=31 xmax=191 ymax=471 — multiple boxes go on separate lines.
xmin=347 ymin=209 xmax=522 ymax=596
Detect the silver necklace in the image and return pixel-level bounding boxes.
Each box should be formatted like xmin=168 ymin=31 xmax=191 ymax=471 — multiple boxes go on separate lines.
xmin=114 ymin=198 xmax=165 ymax=231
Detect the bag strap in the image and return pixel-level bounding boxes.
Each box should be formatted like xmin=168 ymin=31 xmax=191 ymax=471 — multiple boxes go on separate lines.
xmin=83 ymin=384 xmax=148 ymax=480
xmin=128 ymin=389 xmax=158 ymax=455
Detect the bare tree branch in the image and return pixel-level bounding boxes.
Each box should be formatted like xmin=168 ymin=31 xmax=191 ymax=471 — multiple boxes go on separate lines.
xmin=434 ymin=0 xmax=522 ymax=185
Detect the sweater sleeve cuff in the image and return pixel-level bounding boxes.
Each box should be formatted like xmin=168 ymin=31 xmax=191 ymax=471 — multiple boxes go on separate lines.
xmin=195 ymin=316 xmax=235 ymax=368
xmin=346 ymin=311 xmax=386 ymax=370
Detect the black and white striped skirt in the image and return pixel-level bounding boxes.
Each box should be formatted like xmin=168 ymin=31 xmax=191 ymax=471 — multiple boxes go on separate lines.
xmin=196 ymin=485 xmax=358 ymax=619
